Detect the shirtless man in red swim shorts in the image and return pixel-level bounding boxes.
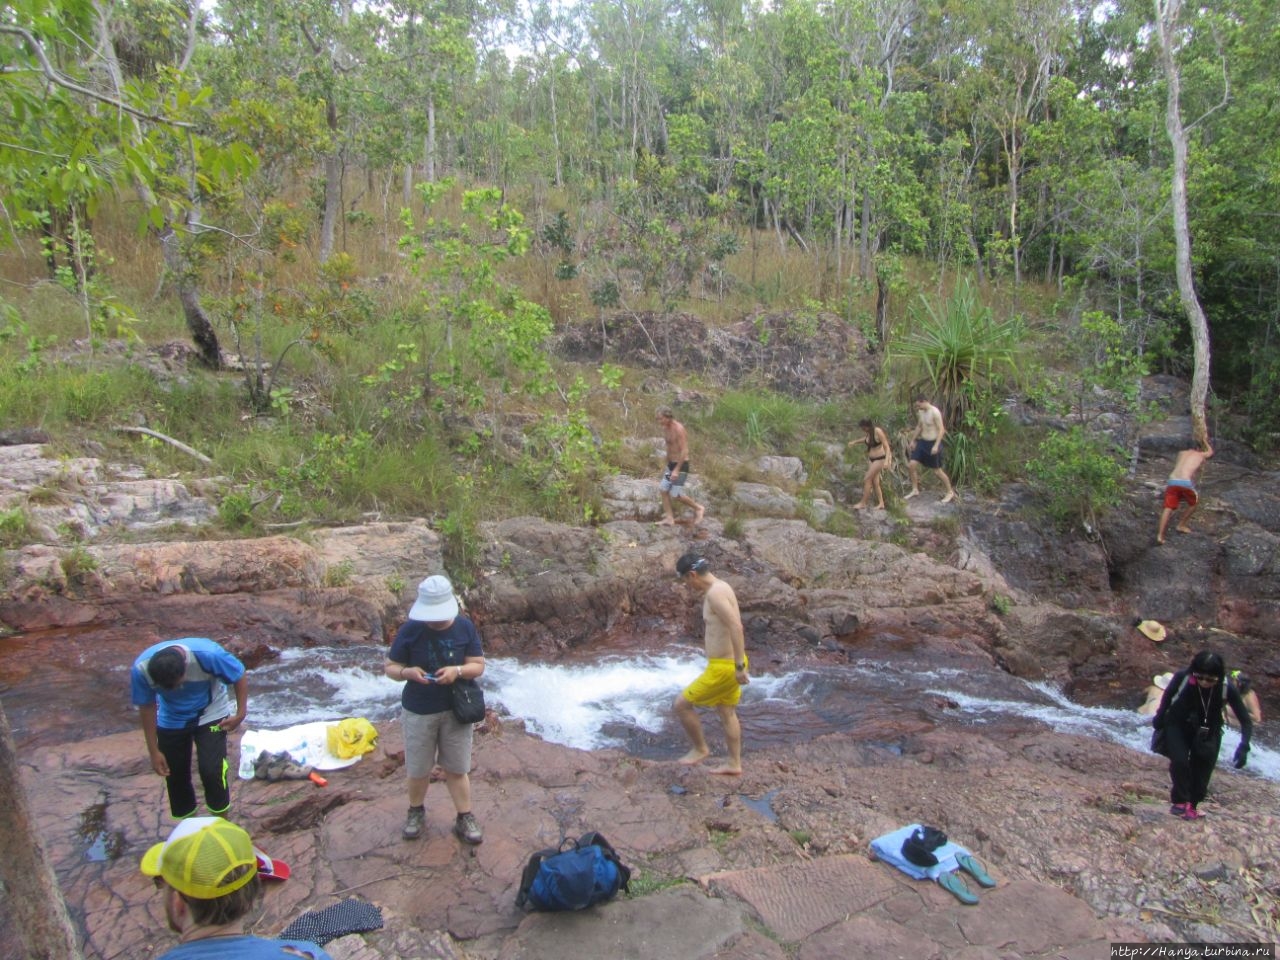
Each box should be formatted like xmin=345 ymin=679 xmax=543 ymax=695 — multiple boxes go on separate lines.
xmin=1156 ymin=441 xmax=1214 ymax=544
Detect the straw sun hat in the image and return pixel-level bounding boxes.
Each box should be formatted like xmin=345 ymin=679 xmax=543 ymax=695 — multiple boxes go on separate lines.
xmin=1136 ymin=620 xmax=1167 ymax=643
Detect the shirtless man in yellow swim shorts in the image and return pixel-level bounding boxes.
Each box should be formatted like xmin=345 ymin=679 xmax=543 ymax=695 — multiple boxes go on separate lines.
xmin=673 ymin=552 xmax=749 ymax=775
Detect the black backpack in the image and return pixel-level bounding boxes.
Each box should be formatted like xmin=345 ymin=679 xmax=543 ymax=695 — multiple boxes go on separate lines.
xmin=516 ymin=832 xmax=632 ymax=911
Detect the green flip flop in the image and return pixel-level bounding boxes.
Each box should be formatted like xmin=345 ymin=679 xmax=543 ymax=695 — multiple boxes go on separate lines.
xmin=955 ymin=853 xmax=996 ymax=888
xmin=936 ymin=870 xmax=979 ymax=905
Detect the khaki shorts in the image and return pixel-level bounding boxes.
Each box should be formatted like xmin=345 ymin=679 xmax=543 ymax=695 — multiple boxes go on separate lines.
xmin=683 ymin=656 xmax=747 ymax=708
xmin=402 ymin=708 xmax=473 ymax=778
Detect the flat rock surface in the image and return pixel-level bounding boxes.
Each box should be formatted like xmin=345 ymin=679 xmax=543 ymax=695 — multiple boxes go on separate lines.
xmin=10 ymin=711 xmax=1277 ymax=960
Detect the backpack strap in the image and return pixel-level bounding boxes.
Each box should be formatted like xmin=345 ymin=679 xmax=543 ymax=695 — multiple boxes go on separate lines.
xmin=1153 ymin=672 xmax=1191 ymax=728
xmin=516 ymin=846 xmax=563 ymax=909
xmin=576 ymin=832 xmax=631 ymax=892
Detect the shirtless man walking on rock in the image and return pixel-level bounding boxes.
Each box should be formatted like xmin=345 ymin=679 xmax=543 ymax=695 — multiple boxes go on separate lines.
xmin=905 ymin=395 xmax=956 ymax=503
xmin=1156 ymin=440 xmax=1214 ymax=544
xmin=672 ymin=552 xmax=749 ymax=776
xmin=657 ymin=407 xmax=705 ymax=525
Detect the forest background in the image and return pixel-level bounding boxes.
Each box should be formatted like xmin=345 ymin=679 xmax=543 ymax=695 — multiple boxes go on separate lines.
xmin=2 ymin=0 xmax=1279 ymax=576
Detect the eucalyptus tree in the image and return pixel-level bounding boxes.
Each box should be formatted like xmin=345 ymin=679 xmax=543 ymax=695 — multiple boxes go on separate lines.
xmin=582 ymin=0 xmax=689 ymax=180
xmin=941 ymin=0 xmax=1080 ymax=286
xmin=381 ymin=0 xmax=487 ymax=191
xmin=3 ymin=0 xmax=258 ymax=366
xmin=1151 ymin=0 xmax=1212 ymax=444
xmin=1183 ymin=0 xmax=1280 ymax=438
xmin=207 ymin=0 xmax=387 ymax=263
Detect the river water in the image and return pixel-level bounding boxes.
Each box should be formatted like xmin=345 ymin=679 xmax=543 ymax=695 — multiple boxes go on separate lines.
xmin=4 ymin=632 xmax=1275 ymax=783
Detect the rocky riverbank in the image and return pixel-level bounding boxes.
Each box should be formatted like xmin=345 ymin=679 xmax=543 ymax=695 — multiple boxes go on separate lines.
xmin=2 ymin=416 xmax=1279 ymax=957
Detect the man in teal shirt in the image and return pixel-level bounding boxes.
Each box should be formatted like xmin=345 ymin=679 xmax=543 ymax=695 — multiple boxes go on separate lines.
xmin=131 ymin=638 xmax=248 ymax=818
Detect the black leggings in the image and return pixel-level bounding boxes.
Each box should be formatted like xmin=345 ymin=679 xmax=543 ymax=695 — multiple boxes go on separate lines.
xmin=1164 ymin=723 xmax=1221 ymax=806
xmin=157 ymin=721 xmax=230 ymax=818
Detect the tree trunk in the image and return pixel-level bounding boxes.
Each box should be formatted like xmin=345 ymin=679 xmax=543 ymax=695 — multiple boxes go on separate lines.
xmin=93 ymin=7 xmax=220 ymax=367
xmin=549 ymin=71 xmax=563 ymax=188
xmin=1155 ymin=0 xmax=1211 ymax=444
xmin=165 ymin=224 xmax=222 ymax=368
xmin=0 ymin=702 xmax=84 ymax=960
xmin=875 ymin=269 xmax=889 ymax=349
xmin=319 ymin=158 xmax=341 ymax=265
xmin=426 ymin=95 xmax=437 ymax=182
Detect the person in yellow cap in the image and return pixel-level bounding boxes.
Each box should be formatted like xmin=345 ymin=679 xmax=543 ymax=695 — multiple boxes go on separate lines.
xmin=140 ymin=817 xmax=331 ymax=958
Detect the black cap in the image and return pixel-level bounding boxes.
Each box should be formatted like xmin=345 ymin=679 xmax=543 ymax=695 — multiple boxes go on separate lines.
xmin=676 ymin=552 xmax=709 ymax=577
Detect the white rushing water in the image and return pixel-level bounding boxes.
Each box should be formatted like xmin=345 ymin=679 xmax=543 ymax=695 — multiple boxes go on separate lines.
xmin=247 ymin=646 xmax=1279 ymax=782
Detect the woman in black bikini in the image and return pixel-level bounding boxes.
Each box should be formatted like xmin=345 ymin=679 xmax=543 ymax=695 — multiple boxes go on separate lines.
xmin=848 ymin=418 xmax=891 ymax=510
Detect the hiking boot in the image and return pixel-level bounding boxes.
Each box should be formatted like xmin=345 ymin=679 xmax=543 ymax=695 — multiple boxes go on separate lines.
xmin=454 ymin=811 xmax=483 ymax=844
xmin=402 ymin=806 xmax=425 ymax=840
xmin=1182 ymin=805 xmax=1206 ymax=821
xmin=1169 ymin=803 xmax=1188 ymax=817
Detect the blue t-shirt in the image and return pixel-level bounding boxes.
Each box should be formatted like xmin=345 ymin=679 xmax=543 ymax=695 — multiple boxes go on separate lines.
xmin=131 ymin=638 xmax=246 ymax=729
xmin=157 ymin=935 xmax=331 ymax=959
xmin=387 ymin=616 xmax=483 ymax=716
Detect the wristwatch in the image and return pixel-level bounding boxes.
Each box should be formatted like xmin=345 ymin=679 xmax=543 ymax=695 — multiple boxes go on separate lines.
xmin=735 ymin=661 xmax=746 ymax=670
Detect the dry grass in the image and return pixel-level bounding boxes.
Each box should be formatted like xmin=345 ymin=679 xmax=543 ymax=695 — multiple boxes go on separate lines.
xmin=1 ymin=167 xmax=1073 ymax=546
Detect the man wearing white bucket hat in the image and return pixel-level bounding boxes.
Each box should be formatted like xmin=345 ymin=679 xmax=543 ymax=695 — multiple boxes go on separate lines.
xmin=384 ymin=574 xmax=486 ymax=844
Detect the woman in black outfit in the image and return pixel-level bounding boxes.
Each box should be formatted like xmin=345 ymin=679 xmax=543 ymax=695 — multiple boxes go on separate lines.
xmin=1152 ymin=650 xmax=1253 ymax=820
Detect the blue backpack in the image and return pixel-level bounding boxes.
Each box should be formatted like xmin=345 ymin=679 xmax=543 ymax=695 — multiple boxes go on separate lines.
xmin=516 ymin=832 xmax=631 ymax=911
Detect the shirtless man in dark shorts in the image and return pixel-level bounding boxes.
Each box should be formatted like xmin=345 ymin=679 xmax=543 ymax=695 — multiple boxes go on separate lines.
xmin=905 ymin=396 xmax=956 ymax=503
xmin=657 ymin=407 xmax=705 ymax=526
xmin=1156 ymin=441 xmax=1214 ymax=544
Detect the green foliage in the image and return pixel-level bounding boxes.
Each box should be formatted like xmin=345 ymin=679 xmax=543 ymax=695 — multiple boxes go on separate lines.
xmin=0 ymin=360 xmax=162 ymax=430
xmin=890 ymin=280 xmax=1023 ymax=430
xmin=0 ymin=508 xmax=36 ymax=548
xmin=707 ymin=392 xmax=808 ymax=452
xmin=60 ymin=545 xmax=98 ymax=582
xmin=1073 ymin=311 xmax=1148 ymax=416
xmin=1239 ymin=343 xmax=1280 ymax=446
xmin=594 ymin=150 xmax=737 ymax=314
xmin=439 ymin=475 xmax=482 ymax=585
xmin=217 ymin=491 xmax=258 ymax=532
xmin=624 ymin=870 xmax=688 ymax=898
xmin=399 ymin=185 xmax=554 ymax=413
xmin=265 ymin=431 xmax=374 ymax=519
xmin=1026 ymin=427 xmax=1126 ymax=529
xmin=323 ymin=560 xmax=355 ymax=587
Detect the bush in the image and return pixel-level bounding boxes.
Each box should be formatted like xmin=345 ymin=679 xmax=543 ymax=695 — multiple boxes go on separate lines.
xmin=0 ymin=507 xmax=35 ymax=548
xmin=1026 ymin=427 xmax=1126 ymax=529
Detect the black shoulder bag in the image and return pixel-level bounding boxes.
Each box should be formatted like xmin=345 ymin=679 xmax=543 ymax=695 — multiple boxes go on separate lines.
xmin=430 ymin=635 xmax=486 ymax=724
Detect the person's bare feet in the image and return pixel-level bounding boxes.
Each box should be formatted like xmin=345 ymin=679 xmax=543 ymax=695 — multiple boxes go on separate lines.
xmin=941 ymin=491 xmax=956 ymax=504
xmin=693 ymin=503 xmax=706 ymax=524
xmin=853 ymin=502 xmax=867 ymax=511
xmin=707 ymin=764 xmax=743 ymax=777
xmin=875 ymin=503 xmax=885 ymax=510
xmin=677 ymin=748 xmax=709 ymax=766
xmin=655 ymin=517 xmax=676 ymax=526
xmin=1155 ymin=537 xmax=1165 ymax=545
xmin=1176 ymin=526 xmax=1193 ymax=534
xmin=903 ymin=490 xmax=920 ymax=500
